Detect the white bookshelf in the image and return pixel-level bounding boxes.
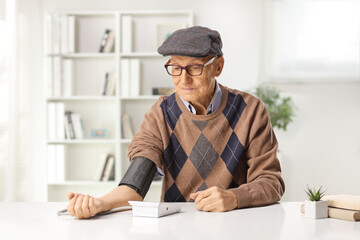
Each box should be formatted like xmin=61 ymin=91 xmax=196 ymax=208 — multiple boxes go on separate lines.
xmin=44 ymin=10 xmax=193 ymax=201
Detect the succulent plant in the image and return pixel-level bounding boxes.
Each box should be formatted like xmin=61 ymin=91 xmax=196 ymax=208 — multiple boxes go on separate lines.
xmin=305 ymin=185 xmax=326 ymax=201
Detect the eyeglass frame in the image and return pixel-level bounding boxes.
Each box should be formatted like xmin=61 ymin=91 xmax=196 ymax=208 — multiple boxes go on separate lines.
xmin=164 ymin=56 xmax=216 ymax=76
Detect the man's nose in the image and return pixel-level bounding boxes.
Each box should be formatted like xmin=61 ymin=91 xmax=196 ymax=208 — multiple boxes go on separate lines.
xmin=179 ymin=68 xmax=192 ymax=83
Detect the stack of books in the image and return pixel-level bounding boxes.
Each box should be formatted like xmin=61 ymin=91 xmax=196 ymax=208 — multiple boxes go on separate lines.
xmin=301 ymin=194 xmax=360 ymax=221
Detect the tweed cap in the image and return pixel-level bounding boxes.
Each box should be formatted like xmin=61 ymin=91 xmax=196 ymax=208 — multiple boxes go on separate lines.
xmin=157 ymin=26 xmax=223 ymax=58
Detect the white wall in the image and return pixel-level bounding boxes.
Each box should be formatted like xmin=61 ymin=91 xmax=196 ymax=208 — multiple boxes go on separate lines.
xmin=275 ymin=83 xmax=360 ymax=201
xmin=26 ymin=0 xmax=360 ymax=201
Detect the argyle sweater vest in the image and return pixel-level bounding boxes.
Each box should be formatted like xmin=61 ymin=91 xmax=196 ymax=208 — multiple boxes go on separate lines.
xmin=128 ymin=84 xmax=285 ymax=208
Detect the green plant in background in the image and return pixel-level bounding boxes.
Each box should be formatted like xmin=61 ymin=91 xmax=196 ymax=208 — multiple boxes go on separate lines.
xmin=251 ymin=85 xmax=295 ymax=131
xmin=305 ymin=185 xmax=326 ymax=201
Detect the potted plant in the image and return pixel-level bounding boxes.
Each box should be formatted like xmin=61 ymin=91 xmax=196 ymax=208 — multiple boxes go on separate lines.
xmin=251 ymin=85 xmax=295 ymax=131
xmin=304 ymin=185 xmax=328 ymax=219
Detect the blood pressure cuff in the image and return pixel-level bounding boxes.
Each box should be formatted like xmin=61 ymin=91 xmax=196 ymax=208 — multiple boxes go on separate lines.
xmin=118 ymin=156 xmax=157 ymax=199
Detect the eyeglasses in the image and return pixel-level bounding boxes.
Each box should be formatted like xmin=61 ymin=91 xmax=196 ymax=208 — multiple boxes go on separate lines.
xmin=164 ymin=57 xmax=216 ymax=76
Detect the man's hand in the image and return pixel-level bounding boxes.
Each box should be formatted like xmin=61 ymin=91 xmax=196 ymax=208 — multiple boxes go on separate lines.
xmin=189 ymin=186 xmax=238 ymax=212
xmin=67 ymin=192 xmax=108 ymax=219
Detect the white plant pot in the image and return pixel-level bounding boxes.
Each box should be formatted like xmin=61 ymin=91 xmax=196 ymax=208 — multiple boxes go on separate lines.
xmin=304 ymin=200 xmax=328 ymax=219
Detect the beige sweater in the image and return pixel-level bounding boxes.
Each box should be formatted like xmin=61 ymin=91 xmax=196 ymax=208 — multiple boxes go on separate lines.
xmin=128 ymin=84 xmax=285 ymax=208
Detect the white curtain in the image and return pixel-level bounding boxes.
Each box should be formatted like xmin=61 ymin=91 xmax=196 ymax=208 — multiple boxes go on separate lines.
xmin=0 ymin=0 xmax=43 ymax=201
xmin=262 ymin=0 xmax=360 ymax=82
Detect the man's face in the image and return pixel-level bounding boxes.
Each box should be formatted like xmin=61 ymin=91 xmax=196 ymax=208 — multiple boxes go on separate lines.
xmin=169 ymin=55 xmax=223 ymax=104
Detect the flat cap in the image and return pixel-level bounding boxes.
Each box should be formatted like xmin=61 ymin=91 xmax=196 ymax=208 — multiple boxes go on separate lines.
xmin=157 ymin=26 xmax=223 ymax=58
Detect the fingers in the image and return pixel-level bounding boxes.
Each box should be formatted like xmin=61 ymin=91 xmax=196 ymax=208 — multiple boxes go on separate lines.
xmin=81 ymin=195 xmax=91 ymax=219
xmin=193 ymin=188 xmax=213 ymax=205
xmin=74 ymin=195 xmax=84 ymax=219
xmin=67 ymin=194 xmax=79 ymax=217
xmin=192 ymin=187 xmax=237 ymax=212
xmin=66 ymin=193 xmax=98 ymax=219
xmin=67 ymin=192 xmax=75 ymax=200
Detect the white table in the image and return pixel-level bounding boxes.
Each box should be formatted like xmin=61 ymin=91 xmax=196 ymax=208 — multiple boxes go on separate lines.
xmin=0 ymin=202 xmax=359 ymax=240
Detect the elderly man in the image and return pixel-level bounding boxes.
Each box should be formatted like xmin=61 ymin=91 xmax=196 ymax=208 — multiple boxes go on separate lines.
xmin=66 ymin=26 xmax=285 ymax=219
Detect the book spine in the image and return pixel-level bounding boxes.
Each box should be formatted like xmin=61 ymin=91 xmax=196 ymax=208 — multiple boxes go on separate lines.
xmin=67 ymin=16 xmax=75 ymax=53
xmin=106 ymin=72 xmax=116 ymax=96
xmin=95 ymin=153 xmax=108 ymax=181
xmin=103 ymin=31 xmax=115 ymax=53
xmin=121 ymin=114 xmax=134 ymax=139
xmin=53 ymin=57 xmax=62 ymax=96
xmin=101 ymin=155 xmax=115 ymax=181
xmin=121 ymin=16 xmax=132 ymax=53
xmin=60 ymin=15 xmax=68 ymax=54
xmin=121 ymin=59 xmax=130 ymax=97
xmin=51 ymin=14 xmax=60 ymax=54
xmin=47 ymin=103 xmax=56 ymax=140
xmin=62 ymin=59 xmax=74 ymax=96
xmin=56 ymin=103 xmax=65 ymax=140
xmin=65 ymin=111 xmax=75 ymax=139
xmin=99 ymin=29 xmax=111 ymax=53
xmin=71 ymin=113 xmax=83 ymax=139
xmin=102 ymin=73 xmax=109 ymax=96
xmin=130 ymin=59 xmax=140 ymax=97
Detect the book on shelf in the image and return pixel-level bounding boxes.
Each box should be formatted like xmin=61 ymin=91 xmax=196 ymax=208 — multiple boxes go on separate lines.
xmin=48 ymin=14 xmax=60 ymax=54
xmin=121 ymin=59 xmax=140 ymax=97
xmin=97 ymin=154 xmax=115 ymax=181
xmin=62 ymin=59 xmax=74 ymax=96
xmin=121 ymin=114 xmax=134 ymax=139
xmin=64 ymin=111 xmax=84 ymax=139
xmin=47 ymin=102 xmax=65 ymax=140
xmin=50 ymin=58 xmax=74 ymax=97
xmin=102 ymin=71 xmax=115 ymax=96
xmin=60 ymin=14 xmax=75 ymax=54
xmin=71 ymin=113 xmax=84 ymax=139
xmin=152 ymin=87 xmax=176 ymax=96
xmin=47 ymin=145 xmax=66 ymax=183
xmin=130 ymin=59 xmax=140 ymax=96
xmin=121 ymin=16 xmax=132 ymax=53
xmin=300 ymin=203 xmax=360 ymax=222
xmin=103 ymin=30 xmax=115 ymax=53
xmin=99 ymin=29 xmax=114 ymax=53
xmin=53 ymin=57 xmax=62 ymax=96
xmin=46 ymin=14 xmax=75 ymax=54
xmin=121 ymin=59 xmax=130 ymax=97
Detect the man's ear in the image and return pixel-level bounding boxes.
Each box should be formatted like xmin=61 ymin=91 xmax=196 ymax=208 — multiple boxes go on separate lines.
xmin=214 ymin=56 xmax=224 ymax=77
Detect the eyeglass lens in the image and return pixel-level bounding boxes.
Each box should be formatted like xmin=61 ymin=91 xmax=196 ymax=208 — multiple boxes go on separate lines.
xmin=167 ymin=65 xmax=203 ymax=76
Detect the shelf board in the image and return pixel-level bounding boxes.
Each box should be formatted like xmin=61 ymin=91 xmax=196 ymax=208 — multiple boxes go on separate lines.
xmin=47 ymin=181 xmax=117 ymax=186
xmin=47 ymin=96 xmax=117 ymax=102
xmin=47 ymin=139 xmax=116 ymax=144
xmin=47 ymin=53 xmax=116 ymax=58
xmin=120 ymin=95 xmax=161 ymax=100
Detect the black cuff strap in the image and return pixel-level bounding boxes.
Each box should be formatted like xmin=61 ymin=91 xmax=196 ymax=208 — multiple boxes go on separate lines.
xmin=118 ymin=156 xmax=157 ymax=199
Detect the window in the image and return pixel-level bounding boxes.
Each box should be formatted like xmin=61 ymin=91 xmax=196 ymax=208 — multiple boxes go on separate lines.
xmin=263 ymin=0 xmax=360 ymax=82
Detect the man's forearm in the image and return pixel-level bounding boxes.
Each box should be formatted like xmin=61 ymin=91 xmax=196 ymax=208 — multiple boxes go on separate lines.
xmin=99 ymin=185 xmax=143 ymax=211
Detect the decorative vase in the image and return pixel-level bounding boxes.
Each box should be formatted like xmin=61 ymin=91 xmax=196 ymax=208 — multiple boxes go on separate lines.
xmin=304 ymin=200 xmax=328 ymax=219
